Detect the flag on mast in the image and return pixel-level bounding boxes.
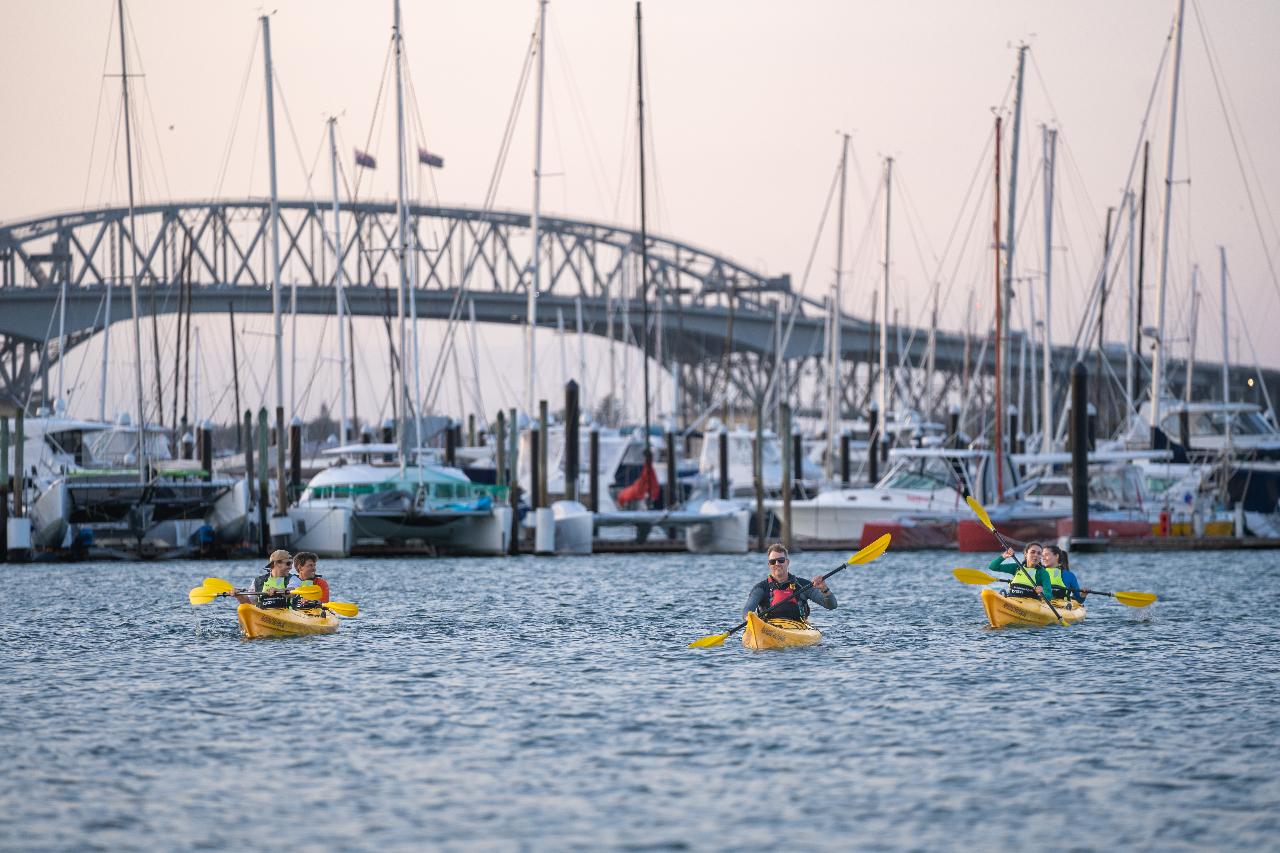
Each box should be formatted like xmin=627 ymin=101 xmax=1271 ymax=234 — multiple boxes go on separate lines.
xmin=418 ymin=147 xmax=444 ymax=168
xmin=354 ymin=149 xmax=377 ymax=169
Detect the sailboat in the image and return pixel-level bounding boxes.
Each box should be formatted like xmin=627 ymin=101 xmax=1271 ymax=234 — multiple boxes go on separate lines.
xmin=28 ymin=0 xmax=233 ymax=557
xmin=291 ymin=0 xmax=511 ymax=556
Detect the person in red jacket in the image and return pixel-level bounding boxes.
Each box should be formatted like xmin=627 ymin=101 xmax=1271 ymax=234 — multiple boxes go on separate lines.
xmin=293 ymin=552 xmax=330 ymax=603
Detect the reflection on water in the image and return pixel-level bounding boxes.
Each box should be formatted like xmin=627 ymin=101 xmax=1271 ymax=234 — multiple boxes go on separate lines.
xmin=1 ymin=550 xmax=1277 ymax=850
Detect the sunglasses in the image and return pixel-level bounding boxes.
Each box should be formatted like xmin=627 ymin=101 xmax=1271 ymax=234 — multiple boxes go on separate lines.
xmin=768 ymin=557 xmax=788 ymax=565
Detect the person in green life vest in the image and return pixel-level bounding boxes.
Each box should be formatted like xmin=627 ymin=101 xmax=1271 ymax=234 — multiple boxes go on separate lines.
xmin=234 ymin=550 xmax=295 ymax=606
xmin=986 ymin=541 xmax=1054 ymax=601
xmin=1043 ymin=544 xmax=1087 ymax=605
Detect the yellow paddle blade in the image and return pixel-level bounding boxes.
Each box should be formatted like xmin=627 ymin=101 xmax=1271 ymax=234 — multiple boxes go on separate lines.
xmin=847 ymin=533 xmax=892 ymax=564
xmin=323 ymin=601 xmax=359 ymax=617
xmin=202 ymin=577 xmax=235 ymax=594
xmin=1114 ymin=591 xmax=1158 ymax=608
xmin=965 ymin=495 xmax=995 ymax=531
xmin=188 ymin=588 xmax=219 ymax=605
xmin=687 ymin=632 xmax=729 ymax=649
xmin=291 ymin=584 xmax=323 ymax=600
xmin=953 ymin=567 xmax=1000 ymax=586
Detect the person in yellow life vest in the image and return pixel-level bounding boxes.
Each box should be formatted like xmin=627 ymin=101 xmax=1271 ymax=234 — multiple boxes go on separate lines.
xmin=234 ymin=550 xmax=295 ymax=607
xmin=1043 ymin=545 xmax=1087 ymax=605
xmin=986 ymin=542 xmax=1054 ymax=601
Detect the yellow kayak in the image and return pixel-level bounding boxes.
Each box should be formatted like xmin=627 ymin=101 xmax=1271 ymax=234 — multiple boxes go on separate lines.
xmin=980 ymin=588 xmax=1086 ymax=629
xmin=742 ymin=611 xmax=822 ymax=650
xmin=237 ymin=603 xmax=340 ymax=639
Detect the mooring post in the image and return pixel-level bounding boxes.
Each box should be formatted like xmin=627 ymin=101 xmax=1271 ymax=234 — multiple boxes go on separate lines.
xmin=244 ymin=410 xmax=256 ymax=531
xmin=289 ymin=417 xmax=302 ymax=502
xmin=718 ymin=426 xmax=729 ymax=500
xmin=780 ymin=403 xmax=793 ymax=550
xmin=13 ymin=409 xmax=23 ymax=519
xmin=529 ymin=421 xmax=541 ymax=511
xmin=257 ymin=407 xmax=270 ymax=555
xmin=538 ymin=400 xmax=549 ymax=507
xmin=665 ymin=418 xmax=678 ymax=510
xmin=1070 ymin=362 xmax=1089 ymax=541
xmin=199 ymin=421 xmax=213 ymax=482
xmin=754 ymin=409 xmax=765 ymax=552
xmin=840 ymin=430 xmax=851 ymax=486
xmin=507 ymin=407 xmax=520 ymax=554
xmin=868 ymin=403 xmax=880 ymax=485
xmin=588 ymin=422 xmax=600 ymax=514
xmin=495 ymin=411 xmax=507 ymax=488
xmin=565 ymin=381 xmax=580 ymax=503
xmin=1 ymin=416 xmax=9 ymax=557
xmin=792 ymin=432 xmax=803 ymax=495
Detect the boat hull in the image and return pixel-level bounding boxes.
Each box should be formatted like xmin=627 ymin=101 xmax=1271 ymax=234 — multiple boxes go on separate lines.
xmin=980 ymin=588 xmax=1086 ymax=629
xmin=742 ymin=612 xmax=822 ymax=650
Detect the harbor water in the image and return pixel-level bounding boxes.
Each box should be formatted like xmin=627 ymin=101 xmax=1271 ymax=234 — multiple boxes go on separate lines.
xmin=2 ymin=549 xmax=1277 ymax=851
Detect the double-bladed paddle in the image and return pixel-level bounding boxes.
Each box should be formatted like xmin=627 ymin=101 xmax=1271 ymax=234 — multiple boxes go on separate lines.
xmin=687 ymin=533 xmax=892 ymax=649
xmin=952 ymin=567 xmax=1157 ymax=608
xmin=189 ymin=578 xmax=358 ymax=616
xmin=964 ymin=495 xmax=1067 ymax=626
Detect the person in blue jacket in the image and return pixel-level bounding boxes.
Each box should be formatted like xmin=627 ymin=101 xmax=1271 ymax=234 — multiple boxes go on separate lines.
xmin=1043 ymin=545 xmax=1087 ymax=605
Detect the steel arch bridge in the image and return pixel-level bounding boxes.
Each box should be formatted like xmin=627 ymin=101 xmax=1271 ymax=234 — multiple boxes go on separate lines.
xmin=0 ymin=198 xmax=1274 ymax=430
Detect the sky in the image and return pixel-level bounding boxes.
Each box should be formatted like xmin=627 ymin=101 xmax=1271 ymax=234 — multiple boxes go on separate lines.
xmin=1 ymin=0 xmax=1278 ymax=427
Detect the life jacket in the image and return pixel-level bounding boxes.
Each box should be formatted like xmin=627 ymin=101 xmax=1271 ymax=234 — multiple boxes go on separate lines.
xmin=262 ymin=575 xmax=289 ymax=593
xmin=759 ymin=575 xmax=808 ymax=621
xmin=1044 ymin=566 xmax=1066 ymax=595
xmin=294 ymin=575 xmax=330 ymax=606
xmin=1008 ymin=560 xmax=1039 ymax=589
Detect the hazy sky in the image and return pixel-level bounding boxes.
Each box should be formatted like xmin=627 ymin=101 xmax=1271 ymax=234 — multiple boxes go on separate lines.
xmin=2 ymin=0 xmax=1278 ymax=425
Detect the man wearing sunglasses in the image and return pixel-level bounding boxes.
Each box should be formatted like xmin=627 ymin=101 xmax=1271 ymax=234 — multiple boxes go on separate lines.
xmin=234 ymin=550 xmax=296 ymax=607
xmin=743 ymin=543 xmax=836 ymax=622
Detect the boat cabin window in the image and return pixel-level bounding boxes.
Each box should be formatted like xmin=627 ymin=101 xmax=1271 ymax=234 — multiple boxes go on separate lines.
xmin=1160 ymin=409 xmax=1275 ymax=439
xmin=1027 ymin=480 xmax=1071 ymax=498
xmin=877 ymin=455 xmax=963 ymax=492
xmin=86 ymin=429 xmax=172 ymax=466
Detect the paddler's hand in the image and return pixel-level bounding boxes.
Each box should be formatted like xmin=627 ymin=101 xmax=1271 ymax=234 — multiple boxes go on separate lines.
xmin=1002 ymin=548 xmax=1014 ymax=559
xmin=811 ymin=575 xmax=829 ymax=594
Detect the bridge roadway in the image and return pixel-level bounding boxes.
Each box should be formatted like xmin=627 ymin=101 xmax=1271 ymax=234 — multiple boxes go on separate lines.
xmin=0 ymin=198 xmax=1275 ymax=414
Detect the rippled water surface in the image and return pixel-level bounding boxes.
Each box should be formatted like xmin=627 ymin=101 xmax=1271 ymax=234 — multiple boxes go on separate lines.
xmin=2 ymin=548 xmax=1278 ymax=851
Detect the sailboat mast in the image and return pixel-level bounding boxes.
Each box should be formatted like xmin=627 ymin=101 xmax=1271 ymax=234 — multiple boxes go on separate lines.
xmin=56 ymin=269 xmax=66 ymax=413
xmin=328 ymin=117 xmax=350 ymax=443
xmin=527 ymin=0 xmax=548 ymax=416
xmin=993 ymin=115 xmax=1004 ymax=502
xmin=260 ymin=14 xmax=287 ymax=513
xmin=1219 ymin=246 xmax=1231 ymax=443
xmin=1126 ymin=189 xmax=1136 ymax=412
xmin=117 ymin=0 xmax=147 ymax=482
xmin=1183 ymin=266 xmax=1199 ymax=404
xmin=879 ymin=157 xmax=893 ymax=458
xmin=1002 ymin=45 xmax=1028 ymax=450
xmin=1041 ymin=125 xmax=1056 ymax=455
xmin=1150 ymin=0 xmax=1187 ymax=432
xmin=635 ymin=1 xmax=652 ymax=454
xmin=826 ymin=134 xmax=848 ymax=480
xmin=393 ymin=0 xmax=410 ymax=468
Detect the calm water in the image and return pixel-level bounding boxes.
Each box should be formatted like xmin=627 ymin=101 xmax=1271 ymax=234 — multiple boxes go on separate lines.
xmin=2 ymin=548 xmax=1278 ymax=851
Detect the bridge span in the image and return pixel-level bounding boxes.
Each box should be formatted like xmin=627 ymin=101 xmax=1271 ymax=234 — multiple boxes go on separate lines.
xmin=1 ymin=199 xmax=1274 ymax=430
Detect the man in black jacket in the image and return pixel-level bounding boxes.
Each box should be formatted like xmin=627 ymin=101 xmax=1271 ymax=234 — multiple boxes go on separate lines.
xmin=743 ymin=543 xmax=837 ymax=622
